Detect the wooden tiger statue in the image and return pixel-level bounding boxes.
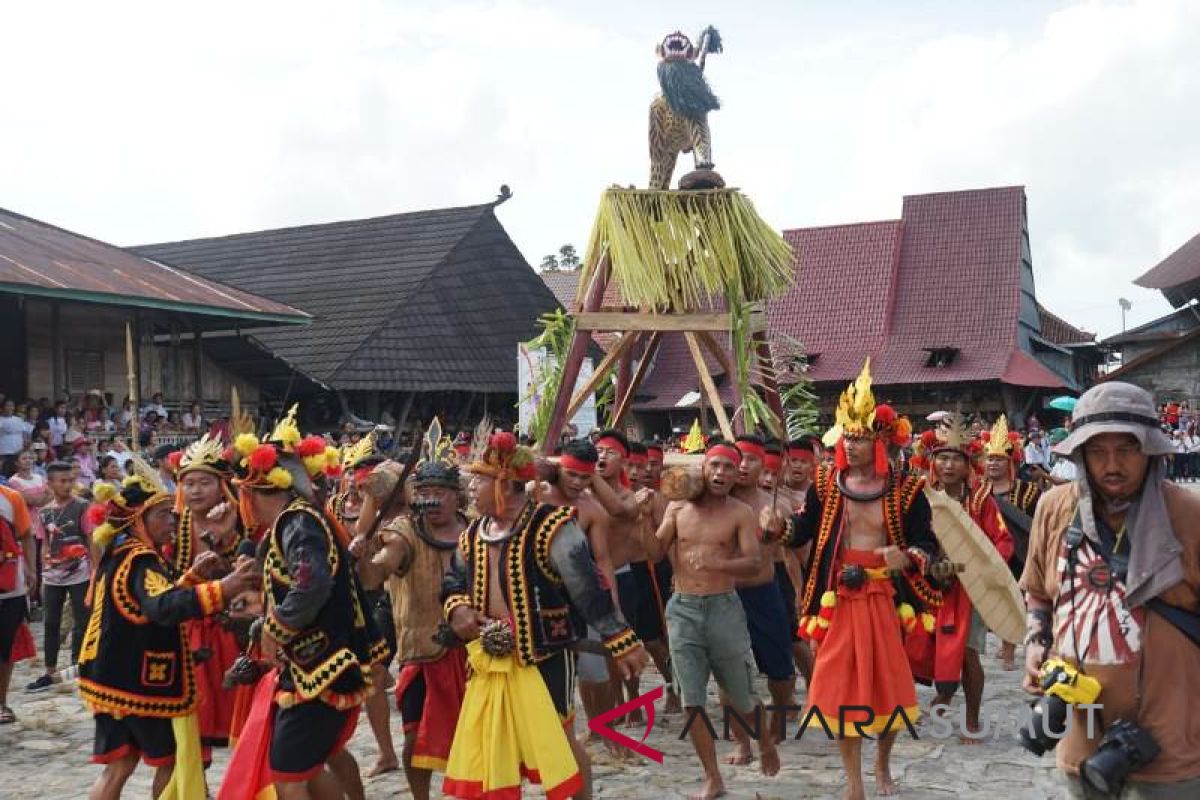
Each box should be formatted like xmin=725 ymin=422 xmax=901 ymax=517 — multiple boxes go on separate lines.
xmin=648 ymin=27 xmax=723 ymax=190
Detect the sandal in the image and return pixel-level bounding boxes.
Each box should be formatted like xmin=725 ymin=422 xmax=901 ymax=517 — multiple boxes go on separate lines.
xmin=0 ymin=706 xmax=15 ymax=724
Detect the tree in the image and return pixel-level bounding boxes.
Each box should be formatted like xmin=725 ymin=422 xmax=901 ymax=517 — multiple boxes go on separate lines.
xmin=558 ymin=243 xmax=580 ymax=270
xmin=539 ymin=254 xmax=560 ymax=272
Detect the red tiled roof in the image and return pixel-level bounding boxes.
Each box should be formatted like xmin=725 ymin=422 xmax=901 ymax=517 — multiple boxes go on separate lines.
xmin=1002 ymin=350 xmax=1073 ymax=388
xmin=634 ymin=333 xmax=736 ymax=411
xmin=768 ymin=220 xmax=902 ymax=381
xmin=1134 ymin=231 xmax=1200 ymax=292
xmin=0 ymin=207 xmax=308 ymax=324
xmin=540 ymin=270 xmax=582 ymax=309
xmin=1037 ymin=304 xmax=1095 ymax=344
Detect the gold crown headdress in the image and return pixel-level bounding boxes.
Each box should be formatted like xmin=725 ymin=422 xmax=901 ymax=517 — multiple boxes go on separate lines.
xmin=823 ymin=359 xmax=912 ymax=476
xmin=983 ymin=415 xmax=1020 ymax=459
xmin=342 ymin=429 xmax=378 ymax=471
xmin=178 ymin=433 xmax=231 ymax=477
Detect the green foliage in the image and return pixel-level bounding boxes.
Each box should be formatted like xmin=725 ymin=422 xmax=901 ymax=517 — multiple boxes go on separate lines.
xmin=520 ymin=310 xmax=575 ymax=442
xmin=558 ymin=244 xmax=580 ymax=270
xmin=772 ymin=335 xmax=821 ymax=439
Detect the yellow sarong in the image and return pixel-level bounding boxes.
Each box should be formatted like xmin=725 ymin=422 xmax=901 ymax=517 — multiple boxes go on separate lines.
xmin=443 ymin=640 xmax=582 ymax=800
xmin=159 ymin=712 xmax=206 ymax=799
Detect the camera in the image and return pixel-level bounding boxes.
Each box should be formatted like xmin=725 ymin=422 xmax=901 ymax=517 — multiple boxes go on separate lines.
xmin=1019 ymin=658 xmax=1102 ymax=757
xmin=1080 ymin=718 xmax=1160 ymax=796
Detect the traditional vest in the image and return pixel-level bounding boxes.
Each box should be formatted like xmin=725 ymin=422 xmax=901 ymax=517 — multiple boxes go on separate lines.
xmin=78 ymin=539 xmax=197 ymax=718
xmin=173 ymin=506 xmax=247 ymax=574
xmin=263 ymin=498 xmax=387 ymax=707
xmin=449 ymin=501 xmax=582 ymax=667
xmin=797 ymin=465 xmax=943 ymax=618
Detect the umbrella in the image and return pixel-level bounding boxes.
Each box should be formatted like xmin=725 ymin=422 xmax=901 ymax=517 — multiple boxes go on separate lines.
xmin=926 ymin=410 xmax=951 ymax=423
xmin=1048 ymin=396 xmax=1078 ymax=412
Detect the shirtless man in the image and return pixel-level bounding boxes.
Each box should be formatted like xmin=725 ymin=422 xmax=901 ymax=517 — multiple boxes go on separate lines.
xmin=765 ymin=370 xmax=940 ymax=800
xmin=781 ymin=438 xmax=819 ymax=685
xmin=728 ymin=435 xmax=796 ymax=758
xmin=644 ymin=440 xmax=781 ymax=800
xmin=538 ymin=438 xmax=622 ymax=752
xmin=615 ymin=442 xmax=677 ymax=720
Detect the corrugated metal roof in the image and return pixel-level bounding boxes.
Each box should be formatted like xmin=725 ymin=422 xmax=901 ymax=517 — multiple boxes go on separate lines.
xmin=0 ymin=208 xmax=308 ymax=324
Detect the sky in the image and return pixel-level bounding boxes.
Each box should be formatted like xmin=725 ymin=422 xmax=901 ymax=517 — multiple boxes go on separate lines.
xmin=3 ymin=0 xmax=1198 ymax=339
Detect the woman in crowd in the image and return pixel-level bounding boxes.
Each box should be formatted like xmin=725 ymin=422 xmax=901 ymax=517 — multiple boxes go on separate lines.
xmin=7 ymin=449 xmax=50 ymax=607
xmin=181 ymin=401 xmax=205 ymax=433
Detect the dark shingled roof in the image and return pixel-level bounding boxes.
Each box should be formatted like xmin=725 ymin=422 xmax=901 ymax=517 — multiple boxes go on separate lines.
xmin=0 ymin=207 xmax=307 ymax=325
xmin=1134 ymin=231 xmax=1200 ymax=307
xmin=135 ymin=204 xmax=560 ymax=392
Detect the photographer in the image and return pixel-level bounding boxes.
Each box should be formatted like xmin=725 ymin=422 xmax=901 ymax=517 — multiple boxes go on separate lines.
xmin=1021 ymin=382 xmax=1200 ymax=798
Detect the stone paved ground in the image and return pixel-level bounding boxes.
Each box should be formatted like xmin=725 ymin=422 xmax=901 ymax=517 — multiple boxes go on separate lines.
xmin=3 ymin=622 xmax=1064 ymax=799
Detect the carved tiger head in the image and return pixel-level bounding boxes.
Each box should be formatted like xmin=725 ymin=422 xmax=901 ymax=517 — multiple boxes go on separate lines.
xmin=656 ymin=31 xmax=695 ymax=62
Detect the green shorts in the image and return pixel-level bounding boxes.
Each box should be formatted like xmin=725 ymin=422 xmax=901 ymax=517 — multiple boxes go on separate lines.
xmin=665 ymin=591 xmax=758 ymax=713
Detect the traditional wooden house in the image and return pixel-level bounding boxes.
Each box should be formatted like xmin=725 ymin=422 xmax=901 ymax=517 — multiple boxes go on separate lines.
xmin=135 ymin=196 xmax=561 ymax=431
xmin=0 ymin=207 xmax=308 ymax=417
xmin=1101 ymin=232 xmax=1200 ymax=400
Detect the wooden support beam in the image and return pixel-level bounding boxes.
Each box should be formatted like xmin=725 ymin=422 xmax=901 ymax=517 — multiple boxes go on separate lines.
xmin=615 ymin=341 xmax=633 ymax=421
xmin=542 ymin=255 xmax=612 ymax=452
xmin=565 ymin=332 xmax=640 ymax=422
xmin=576 ymin=311 xmax=731 ymax=332
xmin=695 ymin=331 xmax=743 ymax=435
xmin=611 ymin=332 xmax=662 ymax=429
xmin=684 ymin=332 xmax=733 ymax=441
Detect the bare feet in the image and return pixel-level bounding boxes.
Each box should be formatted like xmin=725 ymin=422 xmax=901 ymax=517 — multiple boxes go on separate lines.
xmin=841 ymin=785 xmax=866 ymax=800
xmin=664 ymin=690 xmax=683 ymax=715
xmin=875 ymin=761 xmax=898 ymax=795
xmin=365 ymin=758 xmax=399 ymax=777
xmin=721 ymin=745 xmax=754 ymax=766
xmin=959 ymin=725 xmax=985 ymax=745
xmin=625 ymin=708 xmax=646 ymax=728
xmin=760 ymin=744 xmax=780 ymax=777
xmin=687 ymin=776 xmax=727 ymax=800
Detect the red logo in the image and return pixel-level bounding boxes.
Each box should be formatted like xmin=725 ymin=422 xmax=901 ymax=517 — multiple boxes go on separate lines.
xmin=586 ymin=685 xmax=664 ymax=763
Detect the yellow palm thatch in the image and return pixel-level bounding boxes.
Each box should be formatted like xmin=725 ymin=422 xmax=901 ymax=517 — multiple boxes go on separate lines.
xmin=580 ymin=188 xmax=794 ymax=311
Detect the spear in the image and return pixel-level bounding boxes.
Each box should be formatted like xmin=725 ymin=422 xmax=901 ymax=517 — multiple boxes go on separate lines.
xmin=125 ymin=322 xmax=139 ymax=452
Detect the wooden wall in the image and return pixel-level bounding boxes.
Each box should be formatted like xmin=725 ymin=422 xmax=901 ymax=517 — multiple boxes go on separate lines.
xmin=22 ymin=299 xmax=260 ymax=410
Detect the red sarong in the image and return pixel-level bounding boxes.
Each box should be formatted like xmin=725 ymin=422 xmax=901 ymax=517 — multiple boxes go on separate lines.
xmin=217 ymin=669 xmax=279 ymax=800
xmin=394 ymin=647 xmax=468 ymax=772
xmin=908 ymin=580 xmax=970 ymax=694
xmin=804 ymin=549 xmax=918 ymax=737
xmin=7 ymin=620 xmax=34 ymax=663
xmin=186 ymin=616 xmax=241 ymax=745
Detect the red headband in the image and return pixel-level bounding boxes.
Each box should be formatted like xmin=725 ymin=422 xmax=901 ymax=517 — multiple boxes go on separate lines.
xmin=560 ymin=454 xmax=596 ymax=474
xmin=705 ymin=444 xmax=742 ymax=464
xmin=763 ymin=453 xmax=782 ymax=472
xmin=627 ymin=453 xmax=647 ymax=466
xmin=595 ymin=436 xmax=629 ymax=458
xmin=646 ymin=446 xmax=664 ymax=460
xmin=787 ymin=448 xmax=816 ymax=463
xmin=735 ymin=441 xmax=766 ymax=461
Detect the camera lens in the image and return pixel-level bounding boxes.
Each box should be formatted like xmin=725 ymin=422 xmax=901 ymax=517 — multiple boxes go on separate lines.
xmin=1019 ymin=696 xmax=1068 ymax=756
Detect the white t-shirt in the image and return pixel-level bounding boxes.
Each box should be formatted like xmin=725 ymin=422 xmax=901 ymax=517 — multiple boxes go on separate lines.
xmin=0 ymin=414 xmax=26 ymax=456
xmin=1024 ymin=441 xmax=1049 ymax=467
xmin=105 ymin=448 xmax=133 ymax=469
xmin=181 ymin=412 xmax=204 ymax=431
xmin=47 ymin=415 xmax=68 ymax=447
xmin=1049 ymin=458 xmax=1078 ymax=483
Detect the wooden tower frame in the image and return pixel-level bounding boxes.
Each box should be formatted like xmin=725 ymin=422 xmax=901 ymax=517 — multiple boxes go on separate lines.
xmin=539 ymin=254 xmax=785 ymax=452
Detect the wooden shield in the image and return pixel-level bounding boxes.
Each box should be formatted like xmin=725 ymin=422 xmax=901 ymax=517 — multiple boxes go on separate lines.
xmin=925 ymin=488 xmax=1025 ymax=644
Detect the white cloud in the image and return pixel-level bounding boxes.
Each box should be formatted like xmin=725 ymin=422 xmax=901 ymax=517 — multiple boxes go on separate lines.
xmin=1 ymin=0 xmax=1196 ymax=339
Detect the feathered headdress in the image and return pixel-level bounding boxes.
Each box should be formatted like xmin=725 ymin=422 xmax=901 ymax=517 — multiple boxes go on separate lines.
xmin=467 ymin=428 xmax=535 ymax=516
xmin=822 ymin=359 xmax=912 ymax=476
xmin=414 ymin=416 xmax=461 ymax=490
xmin=231 ymin=404 xmax=332 ymax=494
xmin=178 ymin=433 xmax=233 ymax=478
xmin=90 ymin=454 xmax=173 ymax=550
xmin=911 ymin=410 xmax=982 ymax=477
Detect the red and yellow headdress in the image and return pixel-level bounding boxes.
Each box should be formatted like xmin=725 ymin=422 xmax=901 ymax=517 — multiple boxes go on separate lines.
xmin=175 ymin=432 xmax=239 ymax=513
xmin=466 ymin=430 xmax=536 ymax=516
xmin=911 ymin=411 xmax=981 ymax=476
xmin=231 ymin=405 xmax=339 ymax=492
xmin=89 ymin=455 xmax=173 ymax=550
xmin=821 ymin=359 xmax=912 ymax=476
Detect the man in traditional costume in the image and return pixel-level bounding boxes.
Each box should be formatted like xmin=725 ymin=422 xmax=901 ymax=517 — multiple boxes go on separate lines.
xmin=357 ymin=449 xmax=469 ymax=800
xmin=335 ymin=434 xmax=401 ymax=778
xmin=174 ymin=433 xmax=247 ymax=760
xmin=911 ymin=415 xmax=1014 ymax=742
xmin=979 ymin=415 xmax=1042 ymax=669
xmin=229 ymin=408 xmax=388 ymax=800
xmin=79 ymin=459 xmax=258 ymax=800
xmin=442 ymin=431 xmax=648 ymax=800
xmin=765 ymin=360 xmax=941 ymax=800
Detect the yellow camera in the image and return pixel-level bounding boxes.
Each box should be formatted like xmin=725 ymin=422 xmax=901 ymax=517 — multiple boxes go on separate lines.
xmin=1039 ymin=658 xmax=1102 ymax=704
